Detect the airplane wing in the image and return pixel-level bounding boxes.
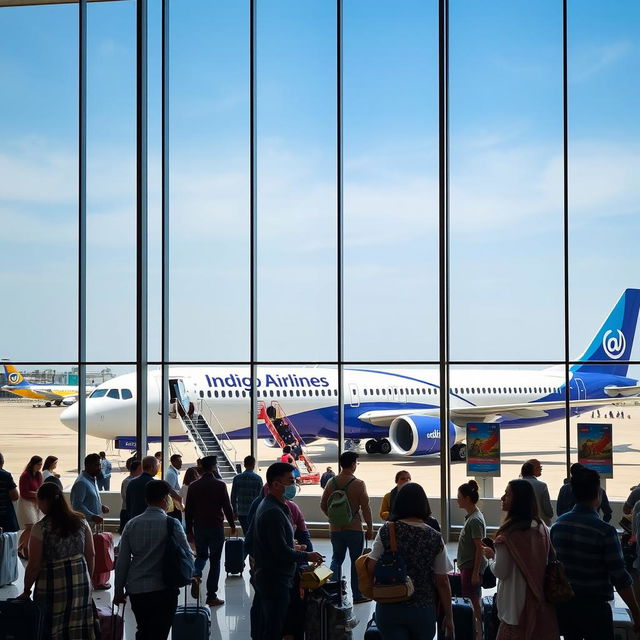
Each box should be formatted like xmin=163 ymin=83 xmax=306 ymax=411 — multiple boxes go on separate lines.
xmin=33 ymin=388 xmax=66 ymax=400
xmin=358 ymin=396 xmax=640 ymax=428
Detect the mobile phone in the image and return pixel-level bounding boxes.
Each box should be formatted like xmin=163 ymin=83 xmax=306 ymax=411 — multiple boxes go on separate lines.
xmin=482 ymin=537 xmax=494 ymax=549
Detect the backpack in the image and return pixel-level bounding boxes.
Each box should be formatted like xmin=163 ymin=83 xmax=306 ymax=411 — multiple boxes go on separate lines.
xmin=327 ymin=477 xmax=356 ymax=527
xmin=162 ymin=516 xmax=194 ymax=589
xmin=372 ymin=522 xmax=414 ymax=603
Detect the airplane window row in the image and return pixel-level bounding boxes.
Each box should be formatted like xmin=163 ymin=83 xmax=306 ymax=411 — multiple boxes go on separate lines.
xmin=198 ymin=388 xmax=340 ymax=399
xmin=361 ymin=386 xmax=560 ymax=397
xmin=89 ymin=388 xmax=133 ymax=400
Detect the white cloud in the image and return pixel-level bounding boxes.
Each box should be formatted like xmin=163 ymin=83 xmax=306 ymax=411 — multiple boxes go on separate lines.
xmin=571 ymin=40 xmax=633 ymax=83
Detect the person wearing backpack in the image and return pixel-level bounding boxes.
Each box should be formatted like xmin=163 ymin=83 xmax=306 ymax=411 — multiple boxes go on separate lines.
xmin=366 ymin=482 xmax=455 ymax=639
xmin=320 ymin=451 xmax=373 ymax=604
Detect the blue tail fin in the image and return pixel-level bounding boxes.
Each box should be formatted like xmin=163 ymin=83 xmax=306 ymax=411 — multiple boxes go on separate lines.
xmin=571 ymin=289 xmax=640 ymax=377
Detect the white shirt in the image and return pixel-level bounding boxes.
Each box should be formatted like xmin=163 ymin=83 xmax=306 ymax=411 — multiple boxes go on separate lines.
xmin=489 ymin=522 xmax=537 ymax=625
xmin=369 ymin=519 xmax=453 ymax=575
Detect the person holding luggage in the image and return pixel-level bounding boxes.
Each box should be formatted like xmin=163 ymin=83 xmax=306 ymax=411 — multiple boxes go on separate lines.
xmin=252 ymin=462 xmax=324 ymax=640
xmin=17 ymin=482 xmax=99 ymax=639
xmin=456 ymin=479 xmax=485 ymax=640
xmin=379 ymin=469 xmax=411 ymax=520
xmin=115 ymin=480 xmax=193 ymax=640
xmin=320 ymin=450 xmax=373 ymax=604
xmin=185 ymin=455 xmax=236 ymax=606
xmin=17 ymin=455 xmax=44 ymax=559
xmin=70 ymin=453 xmax=109 ymax=527
xmin=367 ymin=482 xmax=454 ymax=639
xmin=231 ymin=455 xmax=263 ymax=535
xmin=482 ymin=479 xmax=559 ymax=639
xmin=0 ymin=452 xmax=19 ymax=533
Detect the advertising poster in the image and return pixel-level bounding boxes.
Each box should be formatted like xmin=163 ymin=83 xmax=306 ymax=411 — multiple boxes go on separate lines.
xmin=577 ymin=423 xmax=613 ymax=478
xmin=466 ymin=422 xmax=500 ymax=476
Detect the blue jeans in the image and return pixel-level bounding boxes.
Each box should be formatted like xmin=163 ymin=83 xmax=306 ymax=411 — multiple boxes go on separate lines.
xmin=376 ymin=603 xmax=436 ymax=640
xmin=329 ymin=530 xmax=364 ymax=599
xmin=194 ymin=525 xmax=225 ymax=598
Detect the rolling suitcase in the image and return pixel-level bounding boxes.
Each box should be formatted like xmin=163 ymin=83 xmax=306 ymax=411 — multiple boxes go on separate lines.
xmin=438 ymin=597 xmax=474 ymax=640
xmin=364 ymin=612 xmax=382 ymax=639
xmin=611 ymin=603 xmax=634 ymax=640
xmin=482 ymin=594 xmax=499 ymax=640
xmin=447 ymin=559 xmax=462 ymax=597
xmin=224 ymin=536 xmax=245 ymax=575
xmin=0 ymin=599 xmax=45 ymax=640
xmin=305 ymin=579 xmax=358 ymax=640
xmin=93 ymin=526 xmax=114 ymax=589
xmin=0 ymin=531 xmax=19 ymax=586
xmin=94 ymin=602 xmax=125 ymax=640
xmin=173 ymin=589 xmax=211 ymax=640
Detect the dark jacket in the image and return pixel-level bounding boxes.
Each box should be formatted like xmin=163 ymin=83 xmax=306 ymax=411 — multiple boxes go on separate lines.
xmin=557 ymin=482 xmax=612 ymax=522
xmin=125 ymin=472 xmax=155 ymax=523
xmin=253 ymin=494 xmax=307 ymax=587
xmin=320 ymin=471 xmax=335 ymax=489
xmin=184 ymin=472 xmax=234 ymax=534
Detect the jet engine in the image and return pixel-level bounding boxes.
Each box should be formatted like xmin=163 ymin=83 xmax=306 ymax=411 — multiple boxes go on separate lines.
xmin=389 ymin=415 xmax=456 ymax=456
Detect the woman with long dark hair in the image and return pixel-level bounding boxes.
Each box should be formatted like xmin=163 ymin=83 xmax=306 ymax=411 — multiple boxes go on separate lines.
xmin=483 ymin=479 xmax=559 ymax=639
xmin=42 ymin=456 xmax=60 ymax=480
xmin=17 ymin=455 xmax=44 ymax=558
xmin=17 ymin=482 xmax=99 ymax=639
xmin=367 ymin=482 xmax=454 ymax=639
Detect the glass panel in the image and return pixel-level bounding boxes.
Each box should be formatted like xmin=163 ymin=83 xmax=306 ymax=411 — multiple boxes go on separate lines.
xmin=568 ymin=1 xmax=640 ymax=363
xmin=0 ymin=362 xmax=81 ymax=490
xmin=449 ymin=0 xmax=564 ymax=361
xmin=0 ymin=5 xmax=78 ymax=361
xmin=344 ymin=0 xmax=439 ymax=362
xmin=86 ymin=1 xmax=136 ymax=362
xmin=169 ymin=1 xmax=250 ymax=362
xmin=256 ymin=1 xmax=337 ymax=362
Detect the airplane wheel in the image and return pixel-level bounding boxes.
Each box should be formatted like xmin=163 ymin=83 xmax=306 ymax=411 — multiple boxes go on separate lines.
xmin=45 ymin=402 xmax=52 ymax=408
xmin=451 ymin=443 xmax=467 ymax=461
xmin=379 ymin=439 xmax=392 ymax=455
xmin=365 ymin=439 xmax=380 ymax=454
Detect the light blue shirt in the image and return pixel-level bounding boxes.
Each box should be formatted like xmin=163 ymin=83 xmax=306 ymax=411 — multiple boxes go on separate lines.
xmin=115 ymin=506 xmax=192 ymax=595
xmin=100 ymin=458 xmax=112 ymax=479
xmin=70 ymin=471 xmax=102 ymax=520
xmin=165 ymin=465 xmax=180 ymax=492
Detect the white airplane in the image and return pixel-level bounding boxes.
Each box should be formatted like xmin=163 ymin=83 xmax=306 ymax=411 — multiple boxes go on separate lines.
xmin=60 ymin=289 xmax=640 ymax=459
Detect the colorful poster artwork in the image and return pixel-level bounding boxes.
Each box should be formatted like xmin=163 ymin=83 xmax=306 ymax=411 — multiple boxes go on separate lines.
xmin=466 ymin=422 xmax=500 ymax=476
xmin=577 ymin=423 xmax=613 ymax=478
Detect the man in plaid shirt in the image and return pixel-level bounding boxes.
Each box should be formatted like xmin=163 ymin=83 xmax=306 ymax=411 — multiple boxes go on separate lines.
xmin=231 ymin=455 xmax=263 ymax=535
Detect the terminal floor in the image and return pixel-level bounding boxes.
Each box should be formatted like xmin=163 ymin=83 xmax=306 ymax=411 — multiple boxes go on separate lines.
xmin=0 ymin=537 xmax=625 ymax=639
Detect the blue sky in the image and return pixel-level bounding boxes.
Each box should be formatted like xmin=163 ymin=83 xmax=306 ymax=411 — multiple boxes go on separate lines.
xmin=0 ymin=0 xmax=638 ymax=366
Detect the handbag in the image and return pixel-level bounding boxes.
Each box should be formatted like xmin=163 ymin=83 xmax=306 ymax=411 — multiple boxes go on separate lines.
xmin=544 ymin=545 xmax=574 ymax=604
xmin=372 ymin=522 xmax=415 ymax=604
xmin=162 ymin=516 xmax=194 ymax=589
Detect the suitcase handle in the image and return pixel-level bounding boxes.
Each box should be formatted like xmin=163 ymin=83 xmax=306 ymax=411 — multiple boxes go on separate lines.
xmin=111 ymin=602 xmax=125 ymax=640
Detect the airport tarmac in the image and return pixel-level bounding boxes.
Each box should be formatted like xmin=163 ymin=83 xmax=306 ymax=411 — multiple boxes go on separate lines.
xmin=1 ymin=399 xmax=639 ymax=502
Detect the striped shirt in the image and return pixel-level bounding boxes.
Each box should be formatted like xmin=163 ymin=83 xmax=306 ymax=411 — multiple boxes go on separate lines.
xmin=550 ymin=503 xmax=631 ymax=601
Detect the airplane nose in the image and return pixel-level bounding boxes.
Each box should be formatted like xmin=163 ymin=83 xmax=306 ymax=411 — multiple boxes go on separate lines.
xmin=60 ymin=404 xmax=79 ymax=431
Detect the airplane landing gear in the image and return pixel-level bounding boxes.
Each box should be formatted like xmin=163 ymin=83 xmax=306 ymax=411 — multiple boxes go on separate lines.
xmin=364 ymin=438 xmax=392 ymax=455
xmin=344 ymin=439 xmax=361 ymax=451
xmin=451 ymin=443 xmax=467 ymax=461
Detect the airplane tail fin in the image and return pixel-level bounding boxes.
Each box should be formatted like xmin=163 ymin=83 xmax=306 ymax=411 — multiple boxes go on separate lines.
xmin=571 ymin=288 xmax=640 ymax=377
xmin=2 ymin=363 xmax=30 ymax=388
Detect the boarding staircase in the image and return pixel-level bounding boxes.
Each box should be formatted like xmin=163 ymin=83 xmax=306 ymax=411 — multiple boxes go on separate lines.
xmin=176 ymin=399 xmax=238 ymax=482
xmin=258 ymin=401 xmax=320 ymax=485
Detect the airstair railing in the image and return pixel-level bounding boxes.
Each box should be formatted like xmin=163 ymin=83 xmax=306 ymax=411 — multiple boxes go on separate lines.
xmin=197 ymin=398 xmax=239 ymax=467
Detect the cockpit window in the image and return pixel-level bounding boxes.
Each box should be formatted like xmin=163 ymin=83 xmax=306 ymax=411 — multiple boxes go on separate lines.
xmin=121 ymin=389 xmax=133 ymax=400
xmin=90 ymin=389 xmax=108 ymax=398
xmin=107 ymin=389 xmax=120 ymax=399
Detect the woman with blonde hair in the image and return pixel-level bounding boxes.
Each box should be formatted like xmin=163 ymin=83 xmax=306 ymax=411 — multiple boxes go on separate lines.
xmin=17 ymin=482 xmax=99 ymax=639
xmin=17 ymin=455 xmax=44 ymax=558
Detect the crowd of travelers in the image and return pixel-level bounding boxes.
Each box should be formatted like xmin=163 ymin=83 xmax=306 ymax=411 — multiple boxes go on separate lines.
xmin=1 ymin=448 xmax=640 ymax=639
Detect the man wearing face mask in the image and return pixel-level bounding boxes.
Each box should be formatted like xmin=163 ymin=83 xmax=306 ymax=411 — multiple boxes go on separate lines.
xmin=252 ymin=463 xmax=324 ymax=640
xmin=185 ymin=455 xmax=236 ymax=606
